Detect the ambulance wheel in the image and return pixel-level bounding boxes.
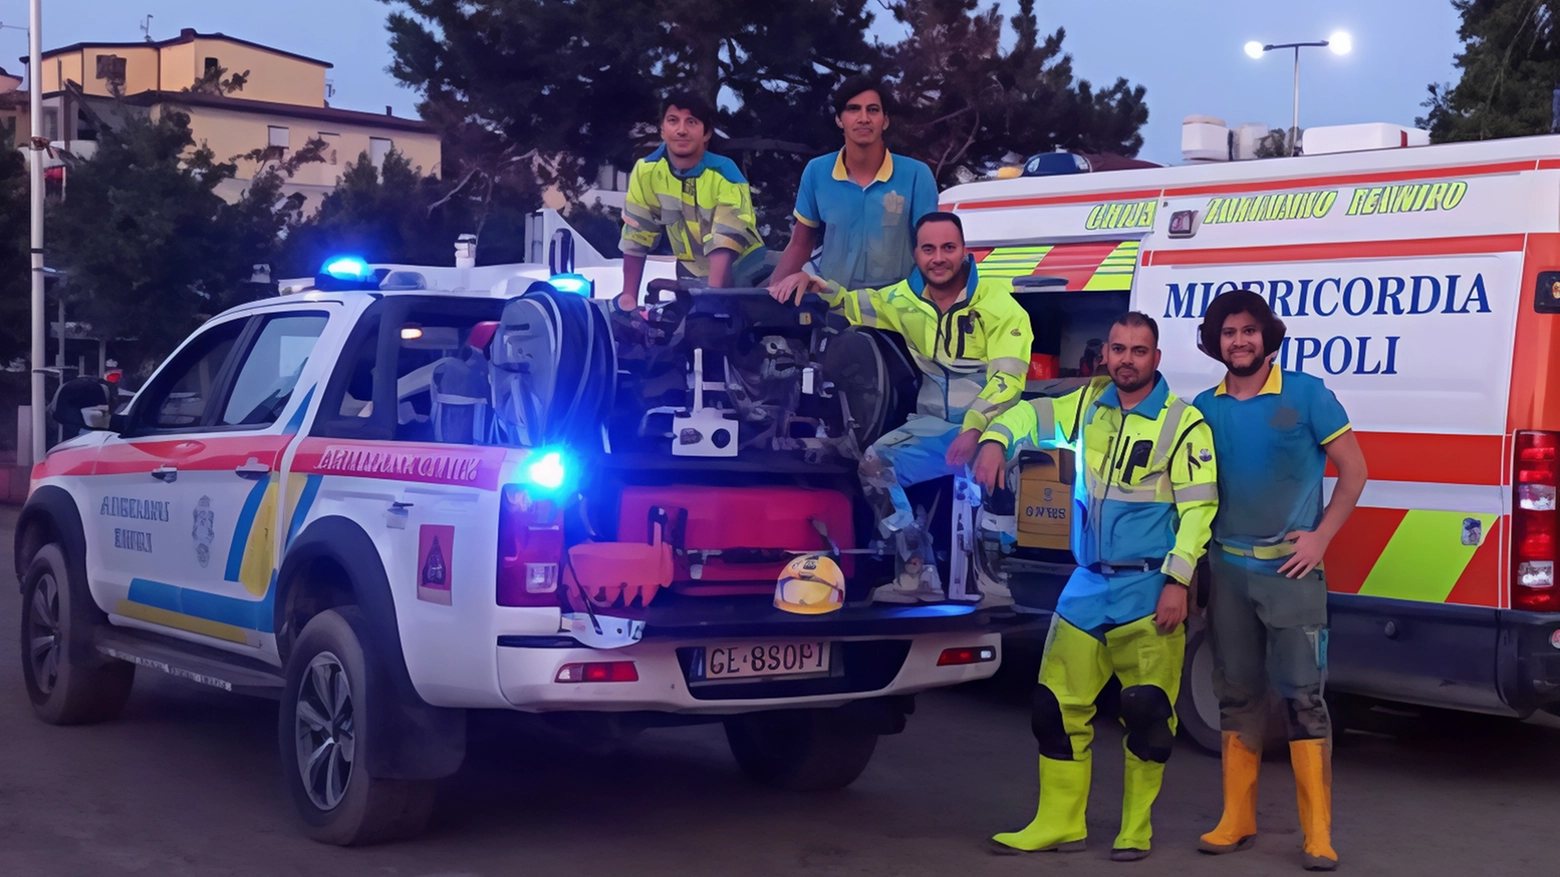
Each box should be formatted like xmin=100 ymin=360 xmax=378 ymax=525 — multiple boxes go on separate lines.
xmin=281 ymin=608 xmax=435 ymax=846
xmin=1178 ymin=616 xmax=1298 ymax=759
xmin=725 ymin=709 xmax=879 ymax=791
xmin=1177 ymin=618 xmax=1223 ymax=755
xmin=20 ymin=543 xmax=135 ymax=725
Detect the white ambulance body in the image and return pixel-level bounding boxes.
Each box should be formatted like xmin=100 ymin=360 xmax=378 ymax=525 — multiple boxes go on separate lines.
xmin=944 ymin=130 xmax=1560 ymax=742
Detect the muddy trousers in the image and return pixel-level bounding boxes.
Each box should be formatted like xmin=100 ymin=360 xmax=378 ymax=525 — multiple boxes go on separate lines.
xmin=993 ymin=615 xmax=1184 ymax=853
xmin=1202 ymin=551 xmax=1337 ymax=868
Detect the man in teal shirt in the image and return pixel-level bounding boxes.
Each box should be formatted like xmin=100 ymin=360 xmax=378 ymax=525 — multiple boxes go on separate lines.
xmin=1191 ymin=290 xmax=1368 ymax=872
xmin=768 ymin=76 xmax=939 ymax=298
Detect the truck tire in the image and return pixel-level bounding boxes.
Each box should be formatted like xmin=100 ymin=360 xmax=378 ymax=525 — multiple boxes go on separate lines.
xmin=280 ymin=608 xmax=435 ymax=845
xmin=724 ymin=709 xmax=879 ymax=792
xmin=20 ymin=543 xmax=135 ymax=725
xmin=1177 ymin=617 xmax=1223 ymax=755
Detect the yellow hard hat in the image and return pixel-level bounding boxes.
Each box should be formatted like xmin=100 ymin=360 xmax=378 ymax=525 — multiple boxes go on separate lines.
xmin=774 ymin=554 xmax=845 ymax=615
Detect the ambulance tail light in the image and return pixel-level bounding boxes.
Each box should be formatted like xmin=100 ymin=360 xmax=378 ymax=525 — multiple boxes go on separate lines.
xmin=496 ymin=486 xmax=564 ymax=607
xmin=1513 ymin=431 xmax=1560 ymax=612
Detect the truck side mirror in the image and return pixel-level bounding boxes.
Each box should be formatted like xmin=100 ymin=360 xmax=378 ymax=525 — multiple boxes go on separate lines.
xmin=49 ymin=377 xmax=114 ymax=433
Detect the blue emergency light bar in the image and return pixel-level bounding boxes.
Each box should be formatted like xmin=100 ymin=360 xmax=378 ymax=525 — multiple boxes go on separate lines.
xmin=315 ymin=255 xmax=390 ymax=291
xmin=549 ymin=273 xmax=593 ymax=296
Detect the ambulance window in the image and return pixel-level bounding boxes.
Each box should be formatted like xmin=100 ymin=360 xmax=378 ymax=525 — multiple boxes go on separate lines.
xmin=136 ymin=319 xmax=247 ymax=432
xmin=313 ymin=309 xmax=390 ymax=441
xmin=220 ymin=313 xmax=330 ymax=427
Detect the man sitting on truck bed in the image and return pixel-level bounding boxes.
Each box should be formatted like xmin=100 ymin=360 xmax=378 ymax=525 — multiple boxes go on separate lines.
xmin=770 ymin=211 xmax=1033 ymax=605
xmin=615 ymin=90 xmax=769 ymax=314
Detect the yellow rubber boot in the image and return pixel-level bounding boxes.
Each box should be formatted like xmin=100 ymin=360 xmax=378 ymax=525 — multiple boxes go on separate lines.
xmin=1112 ymin=752 xmax=1164 ymax=860
xmin=990 ymin=754 xmax=1091 ymax=854
xmin=1199 ymin=732 xmax=1261 ymax=854
xmin=1291 ymin=739 xmax=1338 ymax=870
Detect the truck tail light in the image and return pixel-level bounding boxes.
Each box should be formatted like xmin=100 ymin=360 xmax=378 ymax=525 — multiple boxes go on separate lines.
xmin=1513 ymin=431 xmax=1560 ymax=612
xmin=937 ymin=646 xmax=998 ymax=666
xmin=555 ymin=662 xmax=638 ymax=683
xmin=496 ymin=485 xmax=564 ymax=607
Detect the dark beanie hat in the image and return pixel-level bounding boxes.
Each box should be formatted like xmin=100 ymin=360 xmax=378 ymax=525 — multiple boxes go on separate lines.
xmin=1197 ymin=289 xmax=1287 ymax=363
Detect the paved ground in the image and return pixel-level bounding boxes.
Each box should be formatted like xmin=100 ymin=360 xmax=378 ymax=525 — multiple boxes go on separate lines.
xmin=3 ymin=501 xmax=1559 ymax=876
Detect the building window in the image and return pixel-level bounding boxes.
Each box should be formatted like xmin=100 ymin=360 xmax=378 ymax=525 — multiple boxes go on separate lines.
xmin=2 ymin=115 xmax=14 ymax=145
xmin=370 ymin=137 xmax=393 ymax=170
xmin=318 ymin=131 xmax=340 ymax=166
xmin=95 ymin=54 xmax=126 ymax=83
xmin=41 ymin=107 xmax=58 ymax=143
xmin=205 ymin=57 xmax=220 ymax=76
xmin=268 ymin=126 xmax=290 ymax=149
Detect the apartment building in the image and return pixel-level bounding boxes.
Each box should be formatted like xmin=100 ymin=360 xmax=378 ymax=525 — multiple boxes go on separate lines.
xmin=25 ymin=29 xmax=440 ymax=206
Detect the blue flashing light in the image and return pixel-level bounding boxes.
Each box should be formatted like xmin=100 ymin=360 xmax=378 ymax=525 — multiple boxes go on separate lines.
xmin=323 ymin=256 xmax=372 ymax=280
xmin=524 ymin=451 xmax=567 ymax=492
xmin=549 ymin=273 xmax=593 ymax=296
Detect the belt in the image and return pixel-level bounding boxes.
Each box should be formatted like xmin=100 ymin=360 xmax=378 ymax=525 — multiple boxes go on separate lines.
xmin=1089 ymin=560 xmax=1157 ymax=576
xmin=1219 ymin=541 xmax=1295 ymax=560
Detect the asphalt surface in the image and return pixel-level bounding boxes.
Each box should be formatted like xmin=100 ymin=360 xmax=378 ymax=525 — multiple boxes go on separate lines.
xmin=3 ymin=501 xmax=1559 ymax=876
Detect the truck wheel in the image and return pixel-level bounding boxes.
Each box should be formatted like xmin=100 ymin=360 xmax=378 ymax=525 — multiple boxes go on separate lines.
xmin=20 ymin=543 xmax=135 ymax=725
xmin=1177 ymin=618 xmax=1223 ymax=755
xmin=724 ymin=709 xmax=879 ymax=791
xmin=280 ymin=608 xmax=435 ymax=845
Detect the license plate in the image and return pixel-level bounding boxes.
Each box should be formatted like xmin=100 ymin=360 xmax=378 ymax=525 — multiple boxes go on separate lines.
xmin=703 ymin=641 xmax=832 ymax=681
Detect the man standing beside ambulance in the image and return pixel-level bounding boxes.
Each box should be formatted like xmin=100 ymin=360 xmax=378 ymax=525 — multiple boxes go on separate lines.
xmin=1192 ymin=290 xmax=1368 ymax=872
xmin=973 ymin=312 xmax=1218 ymax=861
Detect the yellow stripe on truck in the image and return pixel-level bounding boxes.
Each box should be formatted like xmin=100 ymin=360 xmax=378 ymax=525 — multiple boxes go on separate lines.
xmin=1356 ymin=510 xmax=1497 ymax=603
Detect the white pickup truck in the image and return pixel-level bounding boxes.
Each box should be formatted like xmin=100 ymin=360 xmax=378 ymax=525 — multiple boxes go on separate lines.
xmin=15 ymin=249 xmax=1012 ymax=845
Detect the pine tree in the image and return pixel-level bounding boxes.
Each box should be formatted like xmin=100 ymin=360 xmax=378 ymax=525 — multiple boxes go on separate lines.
xmin=1420 ymin=0 xmax=1560 ymax=140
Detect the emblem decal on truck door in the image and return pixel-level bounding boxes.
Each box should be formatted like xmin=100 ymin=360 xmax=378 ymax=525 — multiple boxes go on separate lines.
xmin=192 ymin=496 xmax=215 ymax=567
xmin=418 ymin=524 xmax=455 ymax=605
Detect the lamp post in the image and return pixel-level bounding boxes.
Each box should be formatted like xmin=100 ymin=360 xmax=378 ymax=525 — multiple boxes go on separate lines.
xmin=1244 ymin=31 xmax=1352 ymax=157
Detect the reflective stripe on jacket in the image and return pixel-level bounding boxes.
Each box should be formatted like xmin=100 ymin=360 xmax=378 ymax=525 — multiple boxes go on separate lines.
xmin=821 ymin=257 xmax=1033 ymax=433
xmin=620 ymin=146 xmax=766 ymax=278
xmin=982 ymin=374 xmax=1218 ymax=584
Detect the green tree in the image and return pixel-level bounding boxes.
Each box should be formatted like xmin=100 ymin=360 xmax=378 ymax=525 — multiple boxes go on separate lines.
xmin=47 ymin=109 xmax=249 ymax=370
xmin=1420 ymin=0 xmax=1560 ymax=140
xmin=381 ymin=0 xmax=878 ymax=236
xmin=277 ymin=149 xmax=541 ymax=277
xmin=0 ymin=148 xmax=27 ymax=368
xmin=885 ymin=0 xmax=1149 ymax=181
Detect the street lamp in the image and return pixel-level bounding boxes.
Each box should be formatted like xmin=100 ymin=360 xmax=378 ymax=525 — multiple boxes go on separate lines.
xmin=1245 ymin=31 xmax=1353 ymax=156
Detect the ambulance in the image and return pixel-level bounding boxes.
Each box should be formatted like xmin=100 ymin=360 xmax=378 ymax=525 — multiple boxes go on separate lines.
xmin=942 ymin=122 xmax=1560 ymax=749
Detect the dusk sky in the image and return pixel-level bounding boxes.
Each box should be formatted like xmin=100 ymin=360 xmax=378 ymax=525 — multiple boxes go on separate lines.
xmin=2 ymin=0 xmax=1465 ymax=167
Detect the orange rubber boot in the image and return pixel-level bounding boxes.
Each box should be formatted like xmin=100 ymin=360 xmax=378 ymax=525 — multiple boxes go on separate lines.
xmin=1291 ymin=739 xmax=1338 ymax=870
xmin=1198 ymin=731 xmax=1261 ymax=854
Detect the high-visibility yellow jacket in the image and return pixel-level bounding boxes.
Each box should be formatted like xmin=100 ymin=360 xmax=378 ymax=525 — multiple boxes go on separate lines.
xmin=619 ymin=146 xmax=766 ymax=281
xmin=982 ymin=375 xmax=1218 ymax=586
xmin=819 ymin=257 xmax=1033 ymax=434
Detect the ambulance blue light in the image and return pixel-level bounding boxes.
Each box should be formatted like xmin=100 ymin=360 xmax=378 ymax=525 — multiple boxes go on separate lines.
xmin=525 ymin=451 xmax=567 ymax=491
xmin=549 ymin=273 xmax=592 ymax=296
xmin=323 ymin=256 xmax=371 ymax=280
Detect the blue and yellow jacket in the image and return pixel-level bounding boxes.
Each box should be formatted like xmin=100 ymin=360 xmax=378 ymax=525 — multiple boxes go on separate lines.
xmin=818 ymin=257 xmax=1033 ymax=434
xmin=982 ymin=374 xmax=1218 ymax=586
xmin=619 ymin=146 xmax=766 ymax=280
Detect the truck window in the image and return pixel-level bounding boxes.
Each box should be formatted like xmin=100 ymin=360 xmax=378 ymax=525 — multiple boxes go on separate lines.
xmin=393 ymin=303 xmax=503 ymax=443
xmin=138 ymin=320 xmax=247 ymax=431
xmin=220 ymin=313 xmax=330 ymax=427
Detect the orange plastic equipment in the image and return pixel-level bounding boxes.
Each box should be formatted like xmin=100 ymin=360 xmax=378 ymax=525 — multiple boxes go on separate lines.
xmin=565 ymin=541 xmax=675 ymax=609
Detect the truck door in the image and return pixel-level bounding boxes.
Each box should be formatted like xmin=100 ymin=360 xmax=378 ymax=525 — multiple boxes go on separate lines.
xmin=94 ymin=311 xmax=330 ymax=651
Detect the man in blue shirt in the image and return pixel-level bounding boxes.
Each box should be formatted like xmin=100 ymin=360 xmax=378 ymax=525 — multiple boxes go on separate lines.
xmin=768 ymin=76 xmax=939 ymax=298
xmin=1191 ymin=290 xmax=1368 ymax=872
